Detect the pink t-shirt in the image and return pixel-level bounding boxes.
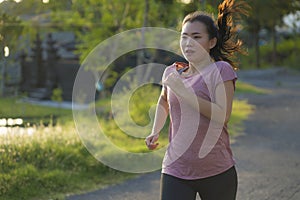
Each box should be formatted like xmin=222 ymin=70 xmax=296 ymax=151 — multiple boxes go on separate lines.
xmin=161 ymin=61 xmax=237 ymax=180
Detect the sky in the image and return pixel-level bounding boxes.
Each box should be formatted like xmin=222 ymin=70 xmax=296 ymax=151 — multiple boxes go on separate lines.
xmin=284 ymin=12 xmax=300 ymax=26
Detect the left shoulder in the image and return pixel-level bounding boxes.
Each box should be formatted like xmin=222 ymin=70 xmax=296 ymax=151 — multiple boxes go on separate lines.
xmin=212 ymin=61 xmax=238 ymax=84
xmin=215 ymin=61 xmax=234 ymax=71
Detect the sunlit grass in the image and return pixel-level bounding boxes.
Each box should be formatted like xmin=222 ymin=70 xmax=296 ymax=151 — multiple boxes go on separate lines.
xmin=229 ymin=99 xmax=255 ymax=137
xmin=0 ymin=97 xmax=72 ymax=125
xmin=236 ymin=81 xmax=270 ymax=94
xmin=0 ymin=98 xmax=71 ymax=118
xmin=0 ymin=122 xmax=134 ymax=200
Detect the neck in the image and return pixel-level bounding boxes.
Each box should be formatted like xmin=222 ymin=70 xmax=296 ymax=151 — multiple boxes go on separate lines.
xmin=189 ymin=58 xmax=214 ymax=73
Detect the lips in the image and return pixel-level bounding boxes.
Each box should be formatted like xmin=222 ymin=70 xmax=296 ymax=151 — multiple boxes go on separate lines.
xmin=185 ymin=49 xmax=195 ymax=56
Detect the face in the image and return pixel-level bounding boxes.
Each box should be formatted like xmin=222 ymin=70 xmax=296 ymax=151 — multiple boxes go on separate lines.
xmin=180 ymin=21 xmax=216 ymax=64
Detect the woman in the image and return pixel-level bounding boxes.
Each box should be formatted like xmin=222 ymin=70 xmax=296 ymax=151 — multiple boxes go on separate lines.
xmin=145 ymin=0 xmax=248 ymax=199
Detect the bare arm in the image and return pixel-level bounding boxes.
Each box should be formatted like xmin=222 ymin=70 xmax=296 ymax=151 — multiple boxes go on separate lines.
xmin=190 ymin=80 xmax=234 ymax=124
xmin=145 ymin=88 xmax=169 ymax=150
xmin=164 ymin=72 xmax=234 ymax=124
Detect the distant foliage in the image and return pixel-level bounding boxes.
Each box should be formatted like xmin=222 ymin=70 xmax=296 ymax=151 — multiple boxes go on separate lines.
xmin=128 ymin=84 xmax=161 ymax=126
xmin=51 ymin=87 xmax=63 ymax=102
xmin=240 ymin=36 xmax=300 ymax=69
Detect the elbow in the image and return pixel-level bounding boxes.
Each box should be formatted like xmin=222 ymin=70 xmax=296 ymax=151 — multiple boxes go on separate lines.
xmin=223 ymin=113 xmax=231 ymax=124
xmin=159 ymin=96 xmax=169 ymax=113
xmin=212 ymin=111 xmax=230 ymax=125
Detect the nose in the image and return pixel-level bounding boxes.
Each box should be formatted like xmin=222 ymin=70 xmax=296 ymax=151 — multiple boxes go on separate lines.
xmin=186 ymin=36 xmax=194 ymax=47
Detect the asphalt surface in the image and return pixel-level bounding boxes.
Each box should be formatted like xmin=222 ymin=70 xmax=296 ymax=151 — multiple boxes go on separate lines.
xmin=66 ymin=68 xmax=300 ymax=200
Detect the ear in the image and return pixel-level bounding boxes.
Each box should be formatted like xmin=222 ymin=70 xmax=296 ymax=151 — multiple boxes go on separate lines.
xmin=209 ymin=37 xmax=217 ymax=49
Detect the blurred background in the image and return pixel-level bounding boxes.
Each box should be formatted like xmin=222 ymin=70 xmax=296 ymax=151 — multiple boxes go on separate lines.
xmin=0 ymin=0 xmax=299 ymax=100
xmin=0 ymin=1 xmax=299 ymax=200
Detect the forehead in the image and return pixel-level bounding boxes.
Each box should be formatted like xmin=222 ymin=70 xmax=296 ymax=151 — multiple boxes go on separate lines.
xmin=181 ymin=21 xmax=208 ymax=34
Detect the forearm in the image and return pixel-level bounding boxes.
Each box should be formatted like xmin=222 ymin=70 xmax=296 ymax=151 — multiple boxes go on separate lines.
xmin=151 ymin=96 xmax=169 ymax=135
xmin=183 ymin=93 xmax=227 ymax=124
xmin=163 ymin=72 xmax=233 ymax=125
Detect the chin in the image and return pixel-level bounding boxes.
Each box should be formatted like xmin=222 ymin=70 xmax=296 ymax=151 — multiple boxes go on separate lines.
xmin=185 ymin=53 xmax=207 ymax=63
xmin=184 ymin=57 xmax=200 ymax=64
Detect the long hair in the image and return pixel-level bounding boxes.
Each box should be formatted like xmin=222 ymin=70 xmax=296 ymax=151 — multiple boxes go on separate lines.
xmin=182 ymin=0 xmax=249 ymax=70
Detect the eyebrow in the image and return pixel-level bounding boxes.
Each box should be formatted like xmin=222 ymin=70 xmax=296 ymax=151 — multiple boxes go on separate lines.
xmin=182 ymin=32 xmax=202 ymax=35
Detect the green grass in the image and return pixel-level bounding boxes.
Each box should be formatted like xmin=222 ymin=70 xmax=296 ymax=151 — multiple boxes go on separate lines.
xmin=0 ymin=122 xmax=135 ymax=200
xmin=236 ymin=81 xmax=270 ymax=94
xmin=229 ymin=80 xmax=270 ymax=136
xmin=0 ymin=97 xmax=72 ymax=125
xmin=229 ymin=99 xmax=254 ymax=137
xmin=0 ymin=80 xmax=264 ymax=199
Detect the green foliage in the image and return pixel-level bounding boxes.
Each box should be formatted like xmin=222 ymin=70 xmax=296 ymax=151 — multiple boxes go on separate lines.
xmin=243 ymin=0 xmax=300 ymax=67
xmin=245 ymin=0 xmax=299 ymax=34
xmin=3 ymin=0 xmax=50 ymax=16
xmin=240 ymin=36 xmax=300 ymax=69
xmin=275 ymin=37 xmax=300 ymax=69
xmin=96 ymin=82 xmax=165 ymax=153
xmin=128 ymin=84 xmax=161 ymax=126
xmin=236 ymin=81 xmax=270 ymax=94
xmin=99 ymin=82 xmax=169 ymax=151
xmin=104 ymin=70 xmax=119 ymax=89
xmin=0 ymin=97 xmax=72 ymax=124
xmin=50 ymin=0 xmax=184 ymax=62
xmin=238 ymin=50 xmax=255 ymax=69
xmin=51 ymin=87 xmax=63 ymax=103
xmin=0 ymin=12 xmax=23 ymax=52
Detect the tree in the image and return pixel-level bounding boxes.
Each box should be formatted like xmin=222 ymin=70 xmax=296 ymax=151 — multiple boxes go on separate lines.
xmin=0 ymin=13 xmax=23 ymax=48
xmin=0 ymin=12 xmax=23 ymax=96
xmin=50 ymin=0 xmax=183 ymax=95
xmin=244 ymin=0 xmax=264 ymax=68
xmin=245 ymin=0 xmax=300 ymax=67
xmin=262 ymin=0 xmax=299 ymax=65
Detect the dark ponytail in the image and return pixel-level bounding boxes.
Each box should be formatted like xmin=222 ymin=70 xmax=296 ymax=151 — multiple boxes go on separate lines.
xmin=182 ymin=0 xmax=249 ymax=70
xmin=213 ymin=0 xmax=249 ymax=70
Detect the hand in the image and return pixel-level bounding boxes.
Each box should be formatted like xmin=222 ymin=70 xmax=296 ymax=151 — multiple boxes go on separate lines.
xmin=145 ymin=133 xmax=159 ymax=150
xmin=163 ymin=72 xmax=187 ymax=97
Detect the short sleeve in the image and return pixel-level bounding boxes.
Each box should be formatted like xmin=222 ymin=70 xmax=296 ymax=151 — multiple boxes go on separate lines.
xmin=161 ymin=64 xmax=176 ymax=100
xmin=216 ymin=61 xmax=238 ymax=90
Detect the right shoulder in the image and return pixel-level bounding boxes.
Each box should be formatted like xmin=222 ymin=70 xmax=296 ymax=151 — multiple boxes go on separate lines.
xmin=165 ymin=62 xmax=178 ymax=72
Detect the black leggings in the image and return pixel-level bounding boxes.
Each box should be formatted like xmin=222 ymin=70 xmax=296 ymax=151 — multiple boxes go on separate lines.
xmin=160 ymin=166 xmax=237 ymax=200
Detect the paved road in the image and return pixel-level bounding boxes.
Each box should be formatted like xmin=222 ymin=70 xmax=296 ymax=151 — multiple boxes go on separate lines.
xmin=234 ymin=69 xmax=300 ymax=200
xmin=67 ymin=68 xmax=300 ymax=200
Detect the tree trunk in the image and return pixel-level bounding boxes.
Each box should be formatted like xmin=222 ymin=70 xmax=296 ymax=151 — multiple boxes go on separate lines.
xmin=271 ymin=26 xmax=277 ymax=65
xmin=254 ymin=30 xmax=261 ymax=68
xmin=0 ymin=61 xmax=5 ymax=97
xmin=136 ymin=0 xmax=149 ymax=85
xmin=0 ymin=42 xmax=6 ymax=96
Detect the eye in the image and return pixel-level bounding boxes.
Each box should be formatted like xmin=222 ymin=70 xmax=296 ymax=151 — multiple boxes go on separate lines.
xmin=193 ymin=35 xmax=201 ymax=39
xmin=181 ymin=35 xmax=188 ymax=39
